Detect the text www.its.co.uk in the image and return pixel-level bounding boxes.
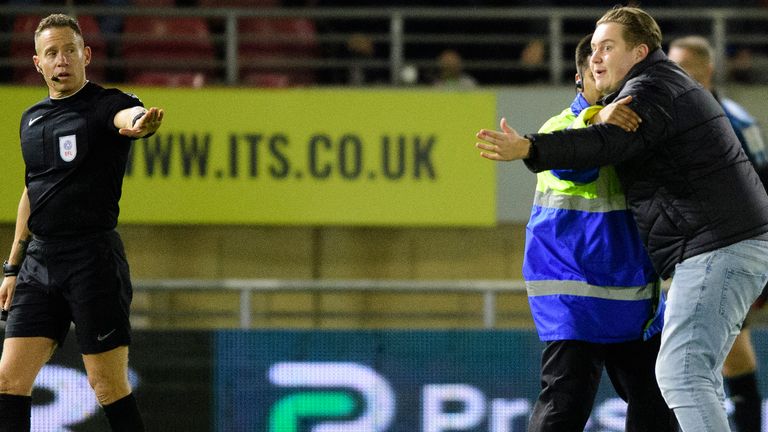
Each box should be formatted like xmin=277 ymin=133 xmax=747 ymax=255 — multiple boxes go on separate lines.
xmin=124 ymin=132 xmax=437 ymax=181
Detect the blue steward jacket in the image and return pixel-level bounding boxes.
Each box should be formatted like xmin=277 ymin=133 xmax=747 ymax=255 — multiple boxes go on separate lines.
xmin=524 ymin=93 xmax=665 ymax=343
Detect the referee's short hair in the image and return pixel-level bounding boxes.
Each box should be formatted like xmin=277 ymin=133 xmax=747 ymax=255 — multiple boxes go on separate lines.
xmin=34 ymin=14 xmax=83 ymax=51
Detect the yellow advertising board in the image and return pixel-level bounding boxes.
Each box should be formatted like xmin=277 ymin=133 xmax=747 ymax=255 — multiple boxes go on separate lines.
xmin=0 ymin=86 xmax=496 ymax=226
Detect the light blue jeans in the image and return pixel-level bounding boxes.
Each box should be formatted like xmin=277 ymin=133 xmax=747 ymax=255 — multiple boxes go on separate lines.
xmin=656 ymin=237 xmax=768 ymax=432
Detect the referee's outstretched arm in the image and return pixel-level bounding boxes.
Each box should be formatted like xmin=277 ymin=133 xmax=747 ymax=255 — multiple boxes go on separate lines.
xmin=115 ymin=106 xmax=165 ymax=139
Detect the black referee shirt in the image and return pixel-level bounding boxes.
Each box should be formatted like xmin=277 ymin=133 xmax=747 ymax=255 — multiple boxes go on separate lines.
xmin=19 ymin=82 xmax=143 ymax=237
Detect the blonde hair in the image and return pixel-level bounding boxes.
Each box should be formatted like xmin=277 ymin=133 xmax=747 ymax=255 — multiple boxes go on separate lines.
xmin=597 ymin=6 xmax=662 ymax=52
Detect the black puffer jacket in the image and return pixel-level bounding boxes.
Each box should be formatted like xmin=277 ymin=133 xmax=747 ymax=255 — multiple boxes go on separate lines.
xmin=524 ymin=49 xmax=768 ymax=278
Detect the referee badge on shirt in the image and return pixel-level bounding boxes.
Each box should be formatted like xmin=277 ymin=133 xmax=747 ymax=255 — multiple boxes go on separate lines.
xmin=59 ymin=134 xmax=77 ymax=162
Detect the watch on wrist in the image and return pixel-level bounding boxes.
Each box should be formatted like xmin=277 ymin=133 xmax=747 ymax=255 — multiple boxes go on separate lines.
xmin=131 ymin=110 xmax=147 ymax=127
xmin=3 ymin=260 xmax=20 ymax=277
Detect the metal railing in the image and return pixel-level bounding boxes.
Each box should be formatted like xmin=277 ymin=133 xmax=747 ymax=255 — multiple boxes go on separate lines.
xmin=130 ymin=278 xmax=768 ymax=331
xmin=132 ymin=278 xmax=528 ymax=329
xmin=2 ymin=5 xmax=768 ymax=86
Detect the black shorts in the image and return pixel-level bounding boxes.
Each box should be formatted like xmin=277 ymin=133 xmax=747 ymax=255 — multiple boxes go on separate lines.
xmin=5 ymin=230 xmax=133 ymax=354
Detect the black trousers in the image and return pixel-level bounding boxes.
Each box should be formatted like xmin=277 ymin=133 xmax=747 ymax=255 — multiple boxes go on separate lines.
xmin=528 ymin=334 xmax=678 ymax=432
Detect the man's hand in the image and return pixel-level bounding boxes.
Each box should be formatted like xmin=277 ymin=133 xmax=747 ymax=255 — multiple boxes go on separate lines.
xmin=591 ymin=96 xmax=641 ymax=132
xmin=119 ymin=107 xmax=165 ymax=138
xmin=475 ymin=118 xmax=531 ymax=161
xmin=0 ymin=276 xmax=16 ymax=317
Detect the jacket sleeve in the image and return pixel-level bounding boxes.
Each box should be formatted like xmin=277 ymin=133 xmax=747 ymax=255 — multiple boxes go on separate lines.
xmin=524 ymin=76 xmax=673 ymax=173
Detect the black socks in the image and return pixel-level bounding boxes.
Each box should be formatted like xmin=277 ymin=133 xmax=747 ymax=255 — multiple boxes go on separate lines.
xmin=103 ymin=393 xmax=145 ymax=432
xmin=0 ymin=393 xmax=31 ymax=432
xmin=726 ymin=372 xmax=762 ymax=432
xmin=0 ymin=392 xmax=144 ymax=432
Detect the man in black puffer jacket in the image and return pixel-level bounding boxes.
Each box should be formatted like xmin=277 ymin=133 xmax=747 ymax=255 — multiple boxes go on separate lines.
xmin=669 ymin=35 xmax=768 ymax=432
xmin=475 ymin=6 xmax=768 ymax=432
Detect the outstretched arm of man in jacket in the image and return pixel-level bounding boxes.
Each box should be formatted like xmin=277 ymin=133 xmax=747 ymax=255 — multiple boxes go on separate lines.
xmin=476 ymin=78 xmax=672 ymax=172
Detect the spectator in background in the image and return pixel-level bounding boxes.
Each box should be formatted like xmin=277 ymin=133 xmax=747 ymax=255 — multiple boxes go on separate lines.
xmin=346 ymin=33 xmax=376 ymax=85
xmin=327 ymin=32 xmax=389 ymax=86
xmin=669 ymin=35 xmax=768 ymax=432
xmin=516 ymin=38 xmax=548 ymax=84
xmin=728 ymin=47 xmax=768 ymax=84
xmin=433 ymin=49 xmax=477 ymax=89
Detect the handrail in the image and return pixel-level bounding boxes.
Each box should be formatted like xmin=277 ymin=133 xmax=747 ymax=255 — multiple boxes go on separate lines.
xmin=133 ymin=278 xmax=527 ymax=329
xmin=134 ymin=278 xmax=526 ymax=291
xmin=2 ymin=5 xmax=768 ymax=86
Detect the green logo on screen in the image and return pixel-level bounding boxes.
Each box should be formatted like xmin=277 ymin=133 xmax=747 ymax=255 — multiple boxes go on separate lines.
xmin=268 ymin=362 xmax=395 ymax=432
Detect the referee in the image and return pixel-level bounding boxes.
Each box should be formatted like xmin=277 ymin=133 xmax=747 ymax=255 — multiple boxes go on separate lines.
xmin=0 ymin=14 xmax=163 ymax=431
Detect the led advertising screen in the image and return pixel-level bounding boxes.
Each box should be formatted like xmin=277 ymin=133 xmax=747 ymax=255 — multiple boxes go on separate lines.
xmin=5 ymin=329 xmax=768 ymax=431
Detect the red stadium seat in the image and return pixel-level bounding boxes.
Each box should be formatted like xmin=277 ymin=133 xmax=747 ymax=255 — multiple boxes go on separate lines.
xmin=121 ymin=16 xmax=216 ymax=84
xmin=130 ymin=71 xmax=207 ymax=88
xmin=238 ymin=17 xmax=318 ymax=86
xmin=10 ymin=15 xmax=107 ymax=84
xmin=241 ymin=72 xmax=290 ymax=87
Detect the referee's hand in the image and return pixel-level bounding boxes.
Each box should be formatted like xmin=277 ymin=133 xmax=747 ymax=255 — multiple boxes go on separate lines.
xmin=0 ymin=276 xmax=16 ymax=320
xmin=119 ymin=107 xmax=164 ymax=139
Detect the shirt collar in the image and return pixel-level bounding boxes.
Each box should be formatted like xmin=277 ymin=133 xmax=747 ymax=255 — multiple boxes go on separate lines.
xmin=570 ymin=92 xmax=591 ymax=116
xmin=50 ymin=80 xmax=90 ymax=101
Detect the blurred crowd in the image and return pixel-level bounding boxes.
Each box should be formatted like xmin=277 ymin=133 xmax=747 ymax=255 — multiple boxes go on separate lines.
xmin=2 ymin=0 xmax=768 ymax=87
